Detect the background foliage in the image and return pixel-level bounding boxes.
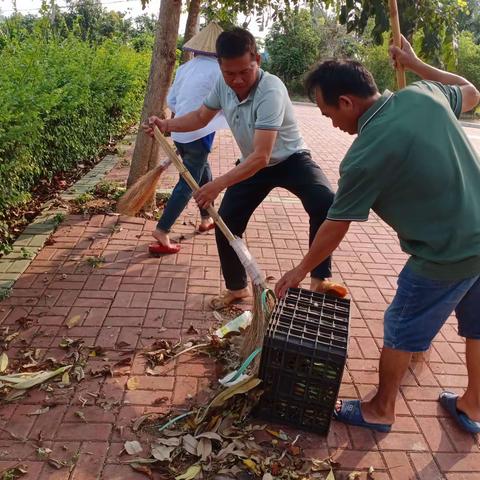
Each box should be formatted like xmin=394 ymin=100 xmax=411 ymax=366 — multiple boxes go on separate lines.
xmin=0 ymin=0 xmax=479 ymax=254
xmin=0 ymin=4 xmax=152 ymax=253
xmin=263 ymin=4 xmax=480 ymax=96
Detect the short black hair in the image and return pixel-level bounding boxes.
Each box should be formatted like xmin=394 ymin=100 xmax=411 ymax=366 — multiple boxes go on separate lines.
xmin=305 ymin=60 xmax=379 ymax=106
xmin=216 ymin=28 xmax=257 ymax=61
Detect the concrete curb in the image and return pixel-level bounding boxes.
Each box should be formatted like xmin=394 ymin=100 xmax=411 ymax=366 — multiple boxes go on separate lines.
xmin=461 ymin=121 xmax=480 ymax=129
xmin=292 ymin=100 xmax=315 ymax=107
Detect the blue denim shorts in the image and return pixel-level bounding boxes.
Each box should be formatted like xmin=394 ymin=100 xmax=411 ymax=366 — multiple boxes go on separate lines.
xmin=384 ymin=265 xmax=480 ymax=352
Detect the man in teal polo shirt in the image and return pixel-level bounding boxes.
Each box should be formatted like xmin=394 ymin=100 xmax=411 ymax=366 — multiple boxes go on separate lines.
xmin=145 ymin=28 xmax=346 ymax=308
xmin=275 ymin=36 xmax=480 ymax=434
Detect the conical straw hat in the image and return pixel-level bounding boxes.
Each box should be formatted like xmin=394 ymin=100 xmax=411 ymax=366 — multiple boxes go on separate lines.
xmin=183 ymin=22 xmax=223 ymax=56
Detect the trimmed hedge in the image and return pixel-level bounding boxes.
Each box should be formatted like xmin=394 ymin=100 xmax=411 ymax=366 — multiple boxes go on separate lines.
xmin=0 ymin=32 xmax=149 ymax=249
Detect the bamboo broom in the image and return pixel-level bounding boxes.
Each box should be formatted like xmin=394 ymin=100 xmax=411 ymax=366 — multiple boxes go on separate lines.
xmin=117 ymin=127 xmax=276 ymax=368
xmin=389 ymin=2 xmax=430 ymax=363
xmin=117 ymin=159 xmax=172 ymax=216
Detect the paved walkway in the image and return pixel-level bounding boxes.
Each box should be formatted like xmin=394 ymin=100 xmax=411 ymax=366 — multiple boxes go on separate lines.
xmin=0 ymin=105 xmax=479 ymax=479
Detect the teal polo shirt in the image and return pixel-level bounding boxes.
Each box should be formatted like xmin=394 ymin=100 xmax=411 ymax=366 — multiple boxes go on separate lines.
xmin=328 ymin=81 xmax=480 ymax=281
xmin=204 ymin=69 xmax=308 ymax=165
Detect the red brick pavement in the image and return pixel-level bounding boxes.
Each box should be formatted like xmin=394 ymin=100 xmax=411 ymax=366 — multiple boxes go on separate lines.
xmin=0 ymin=106 xmax=478 ymax=479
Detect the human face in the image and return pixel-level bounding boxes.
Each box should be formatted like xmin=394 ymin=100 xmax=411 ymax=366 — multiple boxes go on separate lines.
xmin=315 ymin=88 xmax=359 ymax=135
xmin=219 ymin=52 xmax=260 ymax=99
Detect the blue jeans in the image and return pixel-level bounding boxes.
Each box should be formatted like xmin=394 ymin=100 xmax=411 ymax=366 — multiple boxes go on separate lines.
xmin=384 ymin=264 xmax=480 ymax=352
xmin=157 ymin=139 xmax=212 ymax=232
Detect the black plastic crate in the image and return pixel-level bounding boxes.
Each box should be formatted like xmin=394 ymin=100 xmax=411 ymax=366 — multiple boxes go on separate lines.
xmin=254 ymin=287 xmax=350 ymax=435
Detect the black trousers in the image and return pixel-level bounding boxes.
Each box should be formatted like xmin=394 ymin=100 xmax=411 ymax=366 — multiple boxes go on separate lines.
xmin=216 ymin=151 xmax=334 ymax=290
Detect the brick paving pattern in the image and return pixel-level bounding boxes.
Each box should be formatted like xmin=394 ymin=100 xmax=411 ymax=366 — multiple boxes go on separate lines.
xmin=0 ymin=106 xmax=479 ymax=479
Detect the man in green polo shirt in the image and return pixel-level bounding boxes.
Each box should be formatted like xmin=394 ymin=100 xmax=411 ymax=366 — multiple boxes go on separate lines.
xmin=145 ymin=28 xmax=346 ymax=308
xmin=275 ymin=36 xmax=480 ymax=434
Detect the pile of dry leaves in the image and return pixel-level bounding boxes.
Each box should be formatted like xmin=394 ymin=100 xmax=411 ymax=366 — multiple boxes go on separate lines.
xmin=0 ymin=312 xmax=374 ymax=480
xmin=120 ymin=372 xmax=364 ymax=480
xmin=114 ymin=324 xmax=369 ymax=480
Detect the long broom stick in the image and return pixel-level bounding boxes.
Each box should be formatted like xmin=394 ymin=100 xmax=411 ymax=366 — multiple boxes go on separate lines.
xmin=117 ymin=127 xmax=275 ymax=366
xmin=389 ymin=0 xmax=406 ymax=89
xmin=389 ymin=3 xmax=428 ymax=363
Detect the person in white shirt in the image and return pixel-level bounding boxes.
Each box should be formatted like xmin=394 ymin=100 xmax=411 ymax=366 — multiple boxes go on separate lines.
xmin=149 ymin=22 xmax=228 ymax=255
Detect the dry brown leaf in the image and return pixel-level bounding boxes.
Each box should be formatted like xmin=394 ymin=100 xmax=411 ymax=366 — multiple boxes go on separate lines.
xmin=266 ymin=429 xmax=289 ymax=441
xmin=126 ymin=377 xmax=139 ymax=390
xmin=26 ymin=407 xmax=50 ymax=416
xmin=175 ymin=464 xmax=201 ymax=480
xmin=151 ymin=444 xmax=175 ymax=461
xmin=162 ymin=429 xmax=184 ymax=437
xmin=298 ymin=460 xmax=313 ymax=475
xmin=48 ymin=458 xmax=66 ymax=469
xmin=311 ymin=459 xmax=333 ymax=472
xmin=124 ymin=440 xmax=143 ymax=455
xmin=74 ymin=411 xmax=87 ymax=423
xmin=367 ymin=466 xmax=375 ymax=479
xmin=61 ymin=371 xmax=70 ymax=386
xmin=1 ymin=464 xmax=28 ymax=478
xmin=196 ymin=377 xmax=261 ymax=423
xmin=214 ymin=442 xmax=235 ymax=460
xmin=182 ymin=434 xmax=199 ymax=455
xmin=0 ymin=352 xmax=8 ymax=372
xmin=4 ymin=390 xmax=26 ymax=402
xmin=73 ymin=366 xmax=85 ymax=382
xmin=66 ymin=315 xmax=81 ymax=329
xmin=156 ymin=437 xmax=181 ymax=447
xmin=326 ymin=469 xmax=336 ymax=480
xmin=121 ymin=458 xmax=157 ymax=465
xmin=130 ymin=462 xmax=153 ymax=479
xmin=195 ymin=432 xmax=222 ymax=442
xmin=132 ymin=413 xmax=157 ymax=432
xmin=145 ymin=367 xmax=161 ymax=376
xmin=288 ymin=445 xmax=301 ymax=456
xmin=196 ymin=437 xmax=212 ymax=462
xmin=231 ymin=450 xmax=248 ymax=459
xmin=4 ymin=332 xmax=19 ymax=343
xmin=243 ymin=459 xmax=261 ymax=476
xmin=11 ymin=365 xmax=71 ymax=390
xmin=348 ymin=472 xmax=361 ymax=479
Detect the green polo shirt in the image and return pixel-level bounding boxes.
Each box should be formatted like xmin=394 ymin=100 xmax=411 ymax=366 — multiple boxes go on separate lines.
xmin=328 ymin=81 xmax=480 ymax=281
xmin=204 ymin=69 xmax=308 ymax=165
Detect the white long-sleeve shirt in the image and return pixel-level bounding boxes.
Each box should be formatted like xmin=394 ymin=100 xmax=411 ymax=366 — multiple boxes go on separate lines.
xmin=167 ymin=55 xmax=228 ymax=144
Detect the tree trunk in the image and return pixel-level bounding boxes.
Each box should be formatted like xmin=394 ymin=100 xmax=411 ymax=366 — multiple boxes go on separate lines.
xmin=180 ymin=0 xmax=201 ymax=64
xmin=127 ymin=0 xmax=182 ymax=210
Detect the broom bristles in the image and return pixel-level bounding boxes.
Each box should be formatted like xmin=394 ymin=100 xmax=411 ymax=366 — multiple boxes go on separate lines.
xmin=116 ymin=164 xmax=166 ymax=216
xmin=241 ymin=283 xmax=276 ymax=373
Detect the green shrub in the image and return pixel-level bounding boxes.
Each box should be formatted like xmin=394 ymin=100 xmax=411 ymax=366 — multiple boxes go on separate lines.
xmin=457 ymin=31 xmax=480 ymax=93
xmin=359 ymin=40 xmax=396 ymax=93
xmin=0 ymin=31 xmax=149 ymax=251
xmin=265 ymin=10 xmax=320 ymax=95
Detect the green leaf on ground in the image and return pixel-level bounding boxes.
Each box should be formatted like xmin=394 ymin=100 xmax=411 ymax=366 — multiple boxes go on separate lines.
xmin=175 ymin=464 xmax=201 ymax=480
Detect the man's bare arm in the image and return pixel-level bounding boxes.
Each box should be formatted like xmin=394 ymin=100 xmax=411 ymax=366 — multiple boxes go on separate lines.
xmin=218 ymin=129 xmax=277 ymax=189
xmin=390 ymin=35 xmax=480 ymax=112
xmin=193 ymin=129 xmax=277 ymax=208
xmin=275 ymin=220 xmax=350 ymax=298
xmin=143 ymin=105 xmax=219 ymax=136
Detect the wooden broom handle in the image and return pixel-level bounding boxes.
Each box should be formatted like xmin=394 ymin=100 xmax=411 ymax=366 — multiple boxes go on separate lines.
xmin=389 ymin=0 xmax=406 ymax=89
xmin=153 ymin=126 xmax=236 ymax=243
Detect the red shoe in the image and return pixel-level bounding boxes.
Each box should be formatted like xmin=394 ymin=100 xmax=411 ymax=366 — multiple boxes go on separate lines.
xmin=198 ymin=222 xmax=215 ymax=233
xmin=149 ymin=243 xmax=181 ymax=255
